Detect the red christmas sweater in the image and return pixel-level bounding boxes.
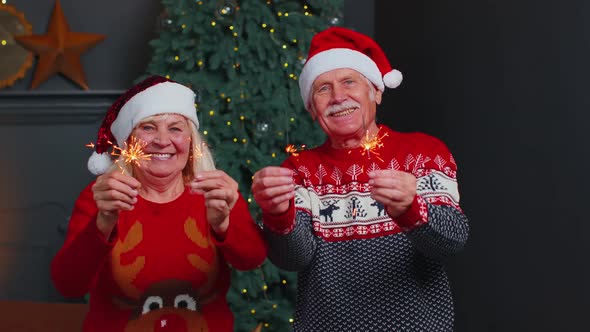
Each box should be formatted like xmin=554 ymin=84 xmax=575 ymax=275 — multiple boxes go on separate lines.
xmin=51 ymin=184 xmax=267 ymax=332
xmin=263 ymin=125 xmax=469 ymax=331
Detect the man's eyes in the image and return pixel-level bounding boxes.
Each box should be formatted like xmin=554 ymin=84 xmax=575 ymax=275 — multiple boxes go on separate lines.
xmin=317 ymin=86 xmax=330 ymax=93
xmin=317 ymin=80 xmax=355 ymax=92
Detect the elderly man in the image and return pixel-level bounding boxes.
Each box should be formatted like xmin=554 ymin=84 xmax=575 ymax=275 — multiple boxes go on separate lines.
xmin=252 ymin=27 xmax=469 ymax=331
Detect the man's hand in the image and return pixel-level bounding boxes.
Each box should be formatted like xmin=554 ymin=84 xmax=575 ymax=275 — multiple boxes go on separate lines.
xmin=368 ymin=170 xmax=416 ymax=218
xmin=251 ymin=166 xmax=295 ymax=215
xmin=190 ymin=170 xmax=238 ymax=235
xmin=91 ymin=170 xmax=141 ymax=238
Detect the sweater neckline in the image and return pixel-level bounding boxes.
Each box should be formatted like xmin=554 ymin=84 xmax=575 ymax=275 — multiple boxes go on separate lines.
xmin=137 ymin=185 xmax=190 ymax=207
xmin=320 ymin=125 xmax=392 ymax=159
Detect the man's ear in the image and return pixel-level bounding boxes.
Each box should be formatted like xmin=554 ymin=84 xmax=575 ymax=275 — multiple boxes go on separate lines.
xmin=375 ymin=90 xmax=383 ymax=105
xmin=308 ymin=104 xmax=317 ymax=120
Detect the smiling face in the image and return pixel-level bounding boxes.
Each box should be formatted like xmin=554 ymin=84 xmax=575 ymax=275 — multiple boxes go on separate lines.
xmin=310 ymin=68 xmax=382 ymax=149
xmin=130 ymin=114 xmax=192 ymax=181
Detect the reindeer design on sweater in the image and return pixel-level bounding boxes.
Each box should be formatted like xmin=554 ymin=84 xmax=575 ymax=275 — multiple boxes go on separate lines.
xmin=320 ymin=200 xmax=340 ymax=222
xmin=110 ymin=218 xmax=219 ymax=332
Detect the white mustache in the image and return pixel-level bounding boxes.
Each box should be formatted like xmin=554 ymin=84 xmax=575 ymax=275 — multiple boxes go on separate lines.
xmin=326 ymin=101 xmax=361 ymax=116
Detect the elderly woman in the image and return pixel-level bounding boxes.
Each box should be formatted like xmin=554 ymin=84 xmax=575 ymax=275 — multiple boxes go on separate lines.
xmin=51 ymin=76 xmax=267 ymax=332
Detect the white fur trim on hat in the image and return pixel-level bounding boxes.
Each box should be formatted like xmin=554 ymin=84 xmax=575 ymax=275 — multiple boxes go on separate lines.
xmin=88 ymin=151 xmax=112 ymax=175
xmin=111 ymin=81 xmax=199 ymax=147
xmin=299 ymin=48 xmax=384 ymax=109
xmin=383 ymin=69 xmax=403 ymax=88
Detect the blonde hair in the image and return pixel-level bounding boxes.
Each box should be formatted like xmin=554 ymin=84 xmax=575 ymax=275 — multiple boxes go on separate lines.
xmin=111 ymin=114 xmax=215 ymax=184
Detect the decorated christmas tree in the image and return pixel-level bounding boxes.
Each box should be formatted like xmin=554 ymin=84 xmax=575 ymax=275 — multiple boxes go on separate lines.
xmin=144 ymin=0 xmax=343 ymax=331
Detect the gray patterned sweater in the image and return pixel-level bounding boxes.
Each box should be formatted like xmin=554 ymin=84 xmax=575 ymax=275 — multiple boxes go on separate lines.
xmin=263 ymin=125 xmax=469 ymax=332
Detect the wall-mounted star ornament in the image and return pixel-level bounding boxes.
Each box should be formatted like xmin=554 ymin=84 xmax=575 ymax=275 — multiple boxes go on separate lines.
xmin=14 ymin=0 xmax=105 ymax=89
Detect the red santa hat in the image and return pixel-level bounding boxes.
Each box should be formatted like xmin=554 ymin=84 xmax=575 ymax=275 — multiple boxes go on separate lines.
xmin=299 ymin=27 xmax=402 ymax=108
xmin=87 ymin=75 xmax=199 ymax=175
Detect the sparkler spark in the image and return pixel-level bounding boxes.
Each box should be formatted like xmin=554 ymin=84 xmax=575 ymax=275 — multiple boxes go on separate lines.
xmin=285 ymin=144 xmax=306 ymax=157
xmin=190 ymin=142 xmax=207 ymax=162
xmin=111 ymin=136 xmax=152 ymax=173
xmin=359 ymin=130 xmax=388 ymax=162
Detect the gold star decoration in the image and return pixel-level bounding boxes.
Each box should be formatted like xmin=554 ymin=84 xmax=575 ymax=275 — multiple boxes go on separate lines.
xmin=14 ymin=0 xmax=105 ymax=89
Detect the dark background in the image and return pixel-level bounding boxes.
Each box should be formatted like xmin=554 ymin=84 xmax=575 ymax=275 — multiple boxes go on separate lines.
xmin=375 ymin=1 xmax=588 ymax=331
xmin=0 ymin=0 xmax=587 ymax=331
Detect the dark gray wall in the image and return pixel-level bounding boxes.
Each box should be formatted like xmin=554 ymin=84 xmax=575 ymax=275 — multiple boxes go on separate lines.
xmin=375 ymin=0 xmax=588 ymax=331
xmin=0 ymin=0 xmax=374 ymax=302
xmin=0 ymin=0 xmax=163 ymax=302
xmin=3 ymin=0 xmax=162 ymax=91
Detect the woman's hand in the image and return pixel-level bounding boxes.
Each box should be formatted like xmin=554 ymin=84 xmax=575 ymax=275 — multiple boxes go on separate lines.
xmin=189 ymin=170 xmax=238 ymax=236
xmin=91 ymin=170 xmax=141 ymax=238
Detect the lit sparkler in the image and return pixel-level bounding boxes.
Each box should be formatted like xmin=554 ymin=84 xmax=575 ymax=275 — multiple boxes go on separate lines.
xmin=86 ymin=137 xmax=151 ymax=174
xmin=190 ymin=142 xmax=207 ymax=162
xmin=285 ymin=144 xmax=306 ymax=157
xmin=111 ymin=136 xmax=152 ymax=173
xmin=359 ymin=130 xmax=388 ymax=162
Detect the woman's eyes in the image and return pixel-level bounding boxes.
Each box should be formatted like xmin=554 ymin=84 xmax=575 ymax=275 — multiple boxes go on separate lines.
xmin=139 ymin=125 xmax=184 ymax=132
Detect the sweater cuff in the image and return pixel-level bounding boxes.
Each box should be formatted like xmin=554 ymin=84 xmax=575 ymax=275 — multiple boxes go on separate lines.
xmin=92 ymin=216 xmax=118 ymax=246
xmin=210 ymin=222 xmax=229 ymax=245
xmin=262 ymin=199 xmax=296 ymax=235
xmin=394 ymin=195 xmax=429 ymax=231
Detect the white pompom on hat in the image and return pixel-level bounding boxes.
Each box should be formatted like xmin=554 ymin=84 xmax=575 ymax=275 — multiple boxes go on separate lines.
xmin=299 ymin=27 xmax=402 ymax=109
xmin=87 ymin=75 xmax=199 ymax=175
